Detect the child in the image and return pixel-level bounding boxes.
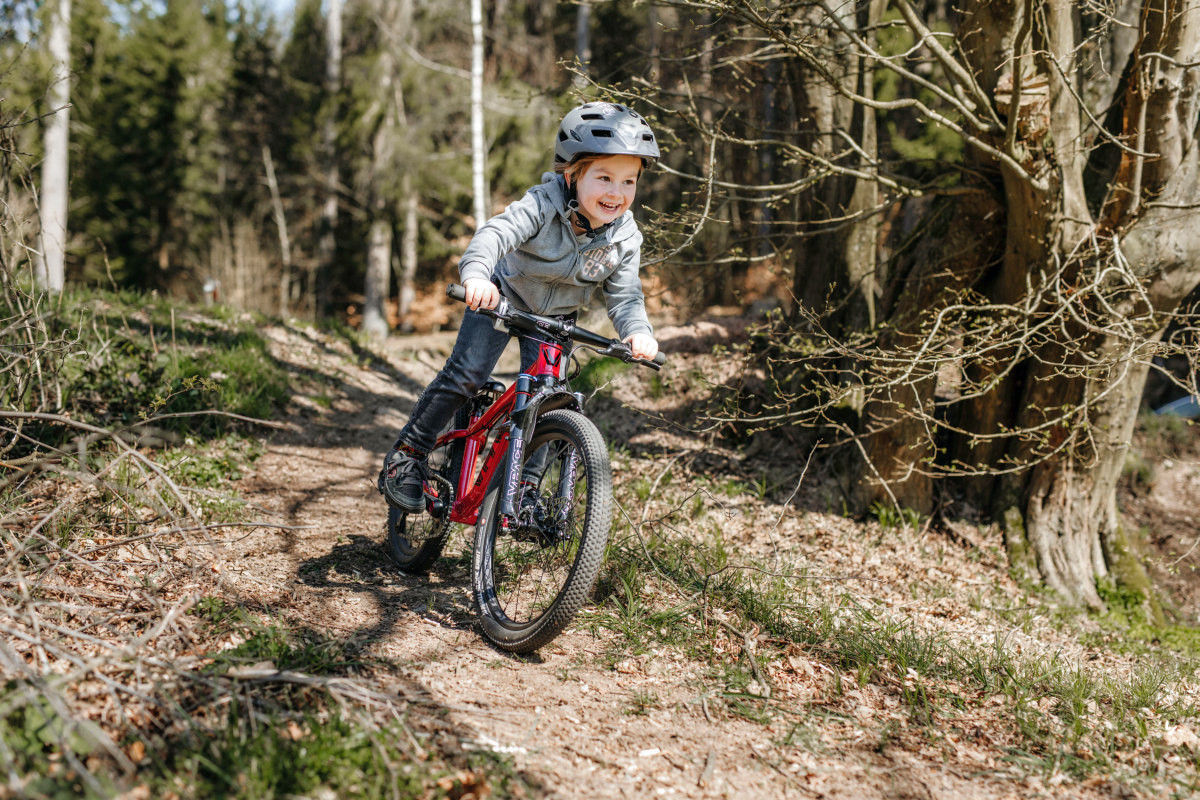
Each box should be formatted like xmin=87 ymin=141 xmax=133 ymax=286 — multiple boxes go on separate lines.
xmin=379 ymin=101 xmax=662 ymax=513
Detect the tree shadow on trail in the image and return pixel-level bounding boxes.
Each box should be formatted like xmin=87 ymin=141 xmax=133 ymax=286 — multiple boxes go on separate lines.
xmin=294 ymin=532 xmax=551 ymax=666
xmin=296 ymin=533 xmax=476 ymax=636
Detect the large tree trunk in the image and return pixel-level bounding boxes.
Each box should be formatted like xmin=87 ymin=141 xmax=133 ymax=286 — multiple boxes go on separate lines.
xmin=1005 ymin=0 xmax=1198 ymax=609
xmin=837 ymin=0 xmax=1200 ymax=610
xmin=37 ymin=0 xmax=70 ymax=295
xmin=657 ymin=0 xmax=1197 ymax=608
xmin=957 ymin=0 xmax=1199 ymax=608
xmin=396 ymin=175 xmax=418 ymax=332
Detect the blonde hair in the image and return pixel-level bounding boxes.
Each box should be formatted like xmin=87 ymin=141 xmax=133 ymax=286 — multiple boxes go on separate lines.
xmin=555 ymin=154 xmax=643 ymax=186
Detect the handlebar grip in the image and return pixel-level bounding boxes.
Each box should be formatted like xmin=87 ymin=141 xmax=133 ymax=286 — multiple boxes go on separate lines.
xmin=446 ymin=283 xmax=467 ymax=302
xmin=652 ymin=351 xmax=667 ymax=366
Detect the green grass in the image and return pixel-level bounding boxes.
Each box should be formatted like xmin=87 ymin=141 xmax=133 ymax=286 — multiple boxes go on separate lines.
xmin=870 ymin=500 xmax=923 ymax=531
xmin=154 ymin=708 xmax=431 ymax=799
xmin=193 ymin=597 xmax=377 ymax=676
xmin=44 ymin=289 xmax=291 ymax=441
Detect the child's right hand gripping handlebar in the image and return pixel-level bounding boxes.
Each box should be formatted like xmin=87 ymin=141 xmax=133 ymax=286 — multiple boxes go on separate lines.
xmin=446 ymin=283 xmax=666 ymax=370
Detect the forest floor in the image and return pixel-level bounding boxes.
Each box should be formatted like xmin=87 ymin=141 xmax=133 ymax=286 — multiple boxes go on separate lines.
xmin=208 ymin=310 xmax=1200 ymax=800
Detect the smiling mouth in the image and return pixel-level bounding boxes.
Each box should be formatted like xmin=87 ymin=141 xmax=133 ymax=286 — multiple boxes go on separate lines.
xmin=598 ymin=201 xmax=621 ymax=213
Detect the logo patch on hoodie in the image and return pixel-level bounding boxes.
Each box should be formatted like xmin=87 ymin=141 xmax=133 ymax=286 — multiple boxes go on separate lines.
xmin=580 ymin=245 xmax=616 ymax=280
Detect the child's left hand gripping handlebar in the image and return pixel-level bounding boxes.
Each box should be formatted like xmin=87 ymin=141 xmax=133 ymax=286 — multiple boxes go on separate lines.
xmin=446 ymin=283 xmax=666 ymax=370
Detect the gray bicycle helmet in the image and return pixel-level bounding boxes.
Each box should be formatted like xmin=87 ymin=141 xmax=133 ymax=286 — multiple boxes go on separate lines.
xmin=554 ymin=102 xmax=660 ymax=167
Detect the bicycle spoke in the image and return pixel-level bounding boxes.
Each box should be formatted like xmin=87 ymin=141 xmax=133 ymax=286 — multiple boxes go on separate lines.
xmin=490 ymin=439 xmax=588 ymax=626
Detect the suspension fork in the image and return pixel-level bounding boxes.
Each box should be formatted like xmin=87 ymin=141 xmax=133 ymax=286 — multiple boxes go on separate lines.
xmin=498 ymin=374 xmax=535 ymax=521
xmin=555 ymin=446 xmax=581 ymax=525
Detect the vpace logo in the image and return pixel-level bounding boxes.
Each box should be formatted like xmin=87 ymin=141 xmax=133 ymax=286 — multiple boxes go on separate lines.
xmin=506 ymin=439 xmax=525 ymax=500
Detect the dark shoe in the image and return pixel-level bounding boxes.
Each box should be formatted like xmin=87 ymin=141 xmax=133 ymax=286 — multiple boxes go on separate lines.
xmin=518 ymin=480 xmax=540 ymax=517
xmin=378 ymin=449 xmax=427 ymax=513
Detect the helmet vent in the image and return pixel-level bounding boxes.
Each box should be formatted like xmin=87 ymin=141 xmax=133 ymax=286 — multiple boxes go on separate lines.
xmin=554 ymin=103 xmax=660 ymax=166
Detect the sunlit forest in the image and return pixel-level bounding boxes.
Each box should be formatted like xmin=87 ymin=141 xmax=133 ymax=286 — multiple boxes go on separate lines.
xmin=8 ymin=0 xmax=1200 ymax=639
xmin=5 ymin=1 xmax=1200 ymax=796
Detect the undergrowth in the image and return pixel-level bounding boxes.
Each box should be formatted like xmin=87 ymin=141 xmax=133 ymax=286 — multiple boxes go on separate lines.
xmin=591 ymin=476 xmax=1200 ymax=797
xmin=1 ymin=286 xmax=528 ymax=798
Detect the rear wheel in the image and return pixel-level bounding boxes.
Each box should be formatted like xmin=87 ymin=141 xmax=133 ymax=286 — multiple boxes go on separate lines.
xmin=386 ymin=408 xmax=468 ymax=573
xmin=472 ymin=409 xmax=612 ymax=653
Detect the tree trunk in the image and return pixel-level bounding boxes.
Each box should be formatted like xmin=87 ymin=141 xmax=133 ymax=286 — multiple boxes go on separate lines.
xmin=470 ymin=0 xmax=487 ymax=227
xmin=37 ymin=0 xmax=70 ymax=295
xmin=316 ymin=0 xmax=342 ymax=319
xmin=957 ymin=0 xmax=1200 ymax=609
xmin=262 ymin=145 xmax=292 ymax=320
xmin=396 ymin=175 xmax=418 ymax=332
xmin=391 ymin=0 xmax=417 ymax=334
xmin=362 ymin=218 xmax=391 ymax=342
xmin=574 ymin=0 xmax=592 ymax=88
xmin=790 ymin=0 xmax=883 ymax=333
xmin=661 ymin=0 xmax=1200 ymax=612
xmin=361 ymin=2 xmax=400 ymax=344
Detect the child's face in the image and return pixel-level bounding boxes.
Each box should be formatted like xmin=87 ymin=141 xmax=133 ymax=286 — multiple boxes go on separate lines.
xmin=571 ymin=154 xmax=642 ymax=228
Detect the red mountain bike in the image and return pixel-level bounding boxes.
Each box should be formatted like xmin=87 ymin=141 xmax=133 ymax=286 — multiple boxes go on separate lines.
xmin=386 ymin=284 xmax=665 ymax=653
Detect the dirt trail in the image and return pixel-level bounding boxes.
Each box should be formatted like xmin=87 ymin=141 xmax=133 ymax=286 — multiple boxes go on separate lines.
xmin=215 ymin=323 xmax=1124 ymax=800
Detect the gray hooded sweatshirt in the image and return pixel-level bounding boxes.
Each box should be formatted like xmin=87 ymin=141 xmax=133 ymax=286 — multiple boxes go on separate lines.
xmin=458 ymin=172 xmax=653 ymax=340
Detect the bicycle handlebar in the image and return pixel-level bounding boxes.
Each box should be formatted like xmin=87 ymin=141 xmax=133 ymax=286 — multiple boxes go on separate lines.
xmin=446 ymin=283 xmax=665 ymax=370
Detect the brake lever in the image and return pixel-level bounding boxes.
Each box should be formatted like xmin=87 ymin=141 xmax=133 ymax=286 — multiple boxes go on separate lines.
xmin=597 ymin=342 xmax=663 ymax=371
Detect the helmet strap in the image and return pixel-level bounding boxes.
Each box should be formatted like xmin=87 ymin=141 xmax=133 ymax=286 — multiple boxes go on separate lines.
xmin=564 ymin=180 xmax=610 ymax=240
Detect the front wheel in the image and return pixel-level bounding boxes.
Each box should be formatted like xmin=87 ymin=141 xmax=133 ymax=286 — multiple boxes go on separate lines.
xmin=473 ymin=409 xmax=612 ymax=653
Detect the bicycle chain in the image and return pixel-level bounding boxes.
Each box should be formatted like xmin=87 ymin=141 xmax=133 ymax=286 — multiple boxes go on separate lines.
xmin=403 ymin=471 xmax=455 ymax=542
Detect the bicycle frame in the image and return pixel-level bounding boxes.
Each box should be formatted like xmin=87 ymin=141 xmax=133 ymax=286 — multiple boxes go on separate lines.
xmin=436 ymin=332 xmax=574 ymax=527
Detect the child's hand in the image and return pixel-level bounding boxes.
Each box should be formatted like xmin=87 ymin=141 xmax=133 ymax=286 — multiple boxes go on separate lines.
xmin=463 ymin=278 xmax=500 ymax=311
xmin=624 ymin=333 xmax=659 ymax=361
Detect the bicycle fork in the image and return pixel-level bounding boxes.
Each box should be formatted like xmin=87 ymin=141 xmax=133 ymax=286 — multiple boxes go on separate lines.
xmin=554 ymin=447 xmax=581 ymax=528
xmin=498 ymin=374 xmax=534 ymax=526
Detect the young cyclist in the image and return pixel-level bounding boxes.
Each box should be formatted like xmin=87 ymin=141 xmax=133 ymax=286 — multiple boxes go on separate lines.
xmin=379 ymin=101 xmax=662 ymax=513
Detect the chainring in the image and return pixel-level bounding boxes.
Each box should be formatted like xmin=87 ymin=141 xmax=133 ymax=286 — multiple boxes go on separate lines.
xmin=400 ymin=471 xmax=455 ymax=542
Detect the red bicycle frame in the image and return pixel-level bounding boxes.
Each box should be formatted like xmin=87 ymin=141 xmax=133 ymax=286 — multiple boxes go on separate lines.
xmin=436 ymin=335 xmax=571 ymax=526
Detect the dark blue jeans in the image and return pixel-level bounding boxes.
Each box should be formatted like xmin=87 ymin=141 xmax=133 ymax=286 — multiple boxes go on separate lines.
xmin=395 ymin=309 xmax=544 ymax=453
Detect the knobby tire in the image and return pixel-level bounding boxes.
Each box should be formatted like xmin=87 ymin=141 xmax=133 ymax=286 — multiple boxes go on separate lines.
xmin=472 ymin=408 xmax=612 ymax=653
